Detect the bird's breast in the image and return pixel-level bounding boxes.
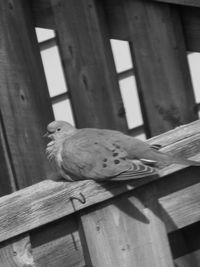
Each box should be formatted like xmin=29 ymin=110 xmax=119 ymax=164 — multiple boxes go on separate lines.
xmin=46 ymin=141 xmax=63 ymax=164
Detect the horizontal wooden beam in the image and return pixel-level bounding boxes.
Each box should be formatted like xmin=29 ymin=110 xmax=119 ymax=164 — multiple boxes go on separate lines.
xmin=31 ymin=1 xmax=200 ymax=53
xmin=39 ymin=37 xmax=56 ymax=51
xmin=118 ymin=68 xmax=134 ymax=80
xmin=51 ymin=92 xmax=70 ymax=105
xmin=0 ymin=120 xmax=200 ymax=243
xmin=128 ymin=125 xmax=144 ymax=137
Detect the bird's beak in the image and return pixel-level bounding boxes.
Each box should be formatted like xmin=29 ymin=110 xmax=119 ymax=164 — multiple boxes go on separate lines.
xmin=43 ymin=132 xmax=50 ymax=138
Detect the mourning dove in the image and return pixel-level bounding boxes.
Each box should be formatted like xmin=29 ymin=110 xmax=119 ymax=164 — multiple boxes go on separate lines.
xmin=45 ymin=121 xmax=200 ymax=182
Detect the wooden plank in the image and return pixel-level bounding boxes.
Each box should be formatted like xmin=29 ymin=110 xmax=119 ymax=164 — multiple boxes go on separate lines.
xmin=118 ymin=0 xmax=197 ymax=137
xmin=79 ymin=185 xmax=174 ymax=267
xmin=159 ymin=183 xmax=200 ymax=232
xmin=0 ymin=120 xmax=199 ymax=243
xmin=0 ymin=0 xmax=54 ymax=188
xmin=152 ymin=0 xmax=200 ymax=7
xmin=0 ymin=0 xmax=53 ymax=265
xmin=31 ymin=216 xmax=85 ymax=267
xmin=50 ymin=0 xmax=128 ymax=131
xmin=0 ymin=104 xmax=34 ymax=267
xmin=0 ymin=234 xmax=35 ymax=267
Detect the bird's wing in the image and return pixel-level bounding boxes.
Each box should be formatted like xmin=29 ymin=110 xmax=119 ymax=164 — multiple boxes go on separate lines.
xmin=61 ymin=130 xmax=157 ymax=181
xmin=110 ymin=160 xmax=157 ymax=181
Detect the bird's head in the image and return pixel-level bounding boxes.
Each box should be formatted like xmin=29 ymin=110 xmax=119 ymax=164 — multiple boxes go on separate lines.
xmin=45 ymin=121 xmax=76 ymax=144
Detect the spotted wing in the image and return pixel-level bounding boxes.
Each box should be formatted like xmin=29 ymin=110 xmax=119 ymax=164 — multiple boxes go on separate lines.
xmin=61 ymin=130 xmax=157 ymax=181
xmin=61 ymin=133 xmax=131 ymax=180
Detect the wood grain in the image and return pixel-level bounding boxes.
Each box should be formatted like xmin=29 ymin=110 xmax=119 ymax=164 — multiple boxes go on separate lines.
xmin=0 ymin=0 xmax=54 ymax=265
xmin=80 ymin=185 xmax=174 ymax=267
xmin=31 ymin=216 xmax=85 ymax=267
xmin=0 ymin=234 xmax=35 ymax=267
xmin=0 ymin=120 xmax=199 ymax=243
xmin=159 ymin=183 xmax=200 ymax=232
xmin=51 ymin=0 xmax=128 ymax=132
xmin=120 ymin=0 xmax=197 ymax=137
xmin=0 ymin=0 xmax=54 ymax=188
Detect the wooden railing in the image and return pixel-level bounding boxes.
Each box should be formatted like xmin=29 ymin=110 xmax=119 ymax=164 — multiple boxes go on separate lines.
xmin=0 ymin=120 xmax=200 ymax=266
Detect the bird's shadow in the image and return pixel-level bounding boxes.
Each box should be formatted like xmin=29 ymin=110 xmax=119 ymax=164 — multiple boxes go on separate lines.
xmin=53 ymin=173 xmax=177 ymax=227
xmin=95 ymin=165 xmax=200 ymax=227
xmin=53 ymin=166 xmax=200 ymax=240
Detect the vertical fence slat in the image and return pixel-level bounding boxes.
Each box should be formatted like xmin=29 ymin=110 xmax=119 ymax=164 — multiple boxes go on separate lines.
xmin=120 ymin=0 xmax=197 ymax=137
xmin=0 ymin=0 xmax=54 ymax=189
xmin=128 ymin=0 xmax=197 ymax=137
xmin=51 ymin=0 xmax=128 ymax=131
xmin=0 ymin=0 xmax=54 ymax=264
xmin=79 ymin=186 xmax=174 ymax=267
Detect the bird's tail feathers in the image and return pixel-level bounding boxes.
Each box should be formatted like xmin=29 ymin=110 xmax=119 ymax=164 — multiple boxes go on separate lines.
xmin=111 ymin=161 xmax=157 ymax=181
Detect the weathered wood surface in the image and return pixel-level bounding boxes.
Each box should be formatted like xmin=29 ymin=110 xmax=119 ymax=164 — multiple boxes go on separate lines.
xmin=80 ymin=185 xmax=174 ymax=267
xmin=159 ymin=182 xmax=200 ymax=232
xmin=50 ymin=0 xmax=128 ymax=131
xmin=0 ymin=0 xmax=54 ymax=265
xmin=32 ymin=216 xmax=85 ymax=267
xmin=0 ymin=0 xmax=54 ymax=188
xmin=105 ymin=0 xmax=197 ymax=137
xmin=0 ymin=120 xmax=199 ymax=243
xmin=0 ymin=234 xmax=35 ymax=267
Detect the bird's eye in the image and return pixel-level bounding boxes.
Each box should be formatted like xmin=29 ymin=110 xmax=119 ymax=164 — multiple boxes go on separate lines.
xmin=56 ymin=128 xmax=61 ymax=132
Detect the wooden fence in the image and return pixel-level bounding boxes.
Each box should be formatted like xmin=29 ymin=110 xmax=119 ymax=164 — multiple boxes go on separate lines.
xmin=0 ymin=120 xmax=200 ymax=266
xmin=0 ymin=0 xmax=200 ymax=266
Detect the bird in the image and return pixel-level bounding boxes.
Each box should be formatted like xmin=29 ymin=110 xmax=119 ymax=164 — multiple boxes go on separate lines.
xmin=45 ymin=120 xmax=200 ymax=182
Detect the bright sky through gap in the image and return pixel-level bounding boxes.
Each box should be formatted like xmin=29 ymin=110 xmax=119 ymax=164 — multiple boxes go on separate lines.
xmin=110 ymin=39 xmax=133 ymax=73
xmin=35 ymin=28 xmax=55 ymax=42
xmin=188 ymin=53 xmax=200 ymax=103
xmin=41 ymin=46 xmax=68 ymax=97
